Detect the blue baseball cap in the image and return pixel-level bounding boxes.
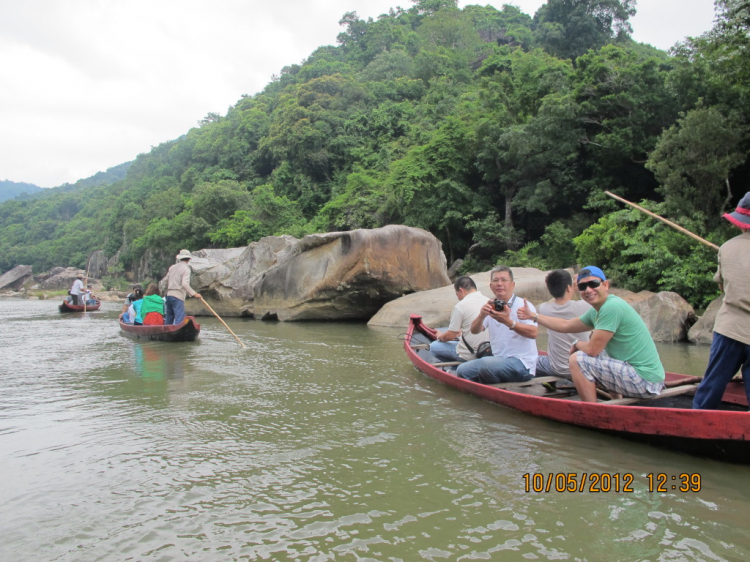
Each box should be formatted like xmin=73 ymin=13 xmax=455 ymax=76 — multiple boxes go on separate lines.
xmin=577 ymin=266 xmax=607 ymax=282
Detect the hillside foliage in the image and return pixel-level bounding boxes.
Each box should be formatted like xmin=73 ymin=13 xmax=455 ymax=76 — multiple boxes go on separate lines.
xmin=1 ymin=0 xmax=747 ymax=307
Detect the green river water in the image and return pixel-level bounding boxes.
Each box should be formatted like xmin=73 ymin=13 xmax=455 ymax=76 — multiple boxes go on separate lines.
xmin=1 ymin=298 xmax=749 ymax=561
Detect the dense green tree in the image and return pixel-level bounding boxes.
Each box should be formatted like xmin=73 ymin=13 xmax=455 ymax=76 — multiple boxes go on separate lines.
xmin=646 ymin=106 xmax=747 ymax=229
xmin=534 ymin=0 xmax=636 ymax=60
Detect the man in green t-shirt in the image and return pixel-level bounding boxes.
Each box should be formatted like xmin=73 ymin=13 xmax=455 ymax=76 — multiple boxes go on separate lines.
xmin=518 ymin=266 xmax=664 ymax=403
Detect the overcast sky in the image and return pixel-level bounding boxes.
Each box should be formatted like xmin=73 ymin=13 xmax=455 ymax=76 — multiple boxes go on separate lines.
xmin=1 ymin=0 xmax=718 ymax=188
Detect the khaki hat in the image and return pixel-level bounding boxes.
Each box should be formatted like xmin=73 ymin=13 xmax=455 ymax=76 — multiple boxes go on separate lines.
xmin=176 ymin=249 xmax=192 ymax=260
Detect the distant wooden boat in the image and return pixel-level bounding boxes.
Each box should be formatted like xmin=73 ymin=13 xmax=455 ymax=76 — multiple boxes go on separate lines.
xmin=59 ymin=300 xmax=101 ymax=312
xmin=118 ymin=315 xmax=201 ymax=342
xmin=405 ymin=314 xmax=750 ymax=463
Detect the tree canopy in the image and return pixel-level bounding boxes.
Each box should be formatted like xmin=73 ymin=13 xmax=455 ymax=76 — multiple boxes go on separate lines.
xmin=0 ymin=1 xmax=747 ymax=307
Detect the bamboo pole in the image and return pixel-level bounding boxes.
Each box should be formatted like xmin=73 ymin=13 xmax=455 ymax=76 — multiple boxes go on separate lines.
xmin=604 ymin=191 xmax=720 ymax=251
xmin=198 ymin=296 xmax=246 ymax=348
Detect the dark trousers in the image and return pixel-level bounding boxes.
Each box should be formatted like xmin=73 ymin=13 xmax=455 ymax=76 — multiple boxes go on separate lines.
xmin=165 ymin=296 xmax=186 ymax=325
xmin=693 ymin=332 xmax=750 ymax=410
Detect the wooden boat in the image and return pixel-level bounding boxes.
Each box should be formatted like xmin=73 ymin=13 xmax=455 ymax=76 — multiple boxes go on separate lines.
xmin=59 ymin=300 xmax=101 ymax=312
xmin=405 ymin=314 xmax=750 ymax=463
xmin=118 ymin=315 xmax=201 ymax=342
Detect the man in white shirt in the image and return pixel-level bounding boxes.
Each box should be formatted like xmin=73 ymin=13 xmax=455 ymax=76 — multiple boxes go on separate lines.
xmin=430 ymin=276 xmax=489 ymax=363
xmin=456 ymin=265 xmax=538 ymax=384
xmin=535 ymin=270 xmax=591 ymax=379
xmin=69 ymin=274 xmax=85 ymax=305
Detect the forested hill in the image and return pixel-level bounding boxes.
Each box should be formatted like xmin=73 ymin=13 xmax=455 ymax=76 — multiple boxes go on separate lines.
xmin=0 ymin=180 xmax=43 ymax=202
xmin=1 ymin=0 xmax=747 ymax=307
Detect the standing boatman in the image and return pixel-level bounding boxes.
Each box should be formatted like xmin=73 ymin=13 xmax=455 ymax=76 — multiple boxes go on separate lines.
xmin=693 ymin=192 xmax=750 ymax=409
xmin=165 ymin=249 xmax=202 ymax=325
xmin=69 ymin=273 xmax=85 ymax=305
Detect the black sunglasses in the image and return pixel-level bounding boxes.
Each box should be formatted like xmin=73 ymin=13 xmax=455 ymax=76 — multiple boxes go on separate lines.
xmin=577 ymin=279 xmax=602 ymax=291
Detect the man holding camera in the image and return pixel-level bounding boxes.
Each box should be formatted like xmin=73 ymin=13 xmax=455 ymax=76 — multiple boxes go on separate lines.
xmin=456 ymin=265 xmax=538 ymax=384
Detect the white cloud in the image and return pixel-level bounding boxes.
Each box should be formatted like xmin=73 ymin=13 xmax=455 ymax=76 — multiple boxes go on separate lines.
xmin=0 ymin=0 xmax=717 ymax=187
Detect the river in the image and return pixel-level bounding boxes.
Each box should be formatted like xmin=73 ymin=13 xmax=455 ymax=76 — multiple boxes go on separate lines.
xmin=1 ymin=298 xmax=749 ymax=561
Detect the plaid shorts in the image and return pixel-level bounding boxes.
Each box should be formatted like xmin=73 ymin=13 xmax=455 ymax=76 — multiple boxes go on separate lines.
xmin=575 ymin=350 xmax=663 ymax=398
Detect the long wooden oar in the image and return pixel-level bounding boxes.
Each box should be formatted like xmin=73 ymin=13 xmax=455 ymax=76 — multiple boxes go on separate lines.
xmin=198 ymin=296 xmax=246 ymax=348
xmin=604 ymin=191 xmax=720 ymax=251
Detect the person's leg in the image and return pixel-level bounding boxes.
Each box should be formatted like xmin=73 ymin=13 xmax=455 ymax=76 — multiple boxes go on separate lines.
xmin=429 ymin=340 xmax=462 ymax=363
xmin=693 ymin=333 xmax=747 ymax=409
xmin=172 ymin=298 xmax=186 ymax=324
xmin=457 ymin=356 xmax=531 ymax=384
xmin=165 ymin=296 xmax=176 ymax=325
xmin=574 ymin=351 xmax=660 ymax=401
xmin=569 ymin=352 xmax=597 ymax=402
xmin=535 ymin=355 xmax=553 ymax=377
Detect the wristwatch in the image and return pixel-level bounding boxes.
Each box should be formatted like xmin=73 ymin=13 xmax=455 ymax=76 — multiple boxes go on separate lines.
xmin=509 ymin=321 xmax=517 ymax=331
xmin=533 ymin=313 xmax=539 ymax=323
xmin=571 ymin=339 xmax=579 ymax=350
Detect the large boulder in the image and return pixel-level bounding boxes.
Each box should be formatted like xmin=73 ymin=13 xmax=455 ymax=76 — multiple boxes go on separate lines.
xmin=253 ymin=225 xmax=451 ymax=321
xmin=87 ymin=250 xmax=109 ymax=279
xmin=39 ymin=267 xmax=86 ymax=291
xmin=183 ymin=225 xmax=451 ymax=320
xmin=0 ymin=265 xmax=33 ymax=291
xmin=368 ymin=267 xmax=553 ymax=328
xmin=627 ymin=291 xmax=696 ymax=342
xmin=182 ymin=237 xmax=298 ymax=317
xmin=688 ymin=296 xmax=723 ymax=345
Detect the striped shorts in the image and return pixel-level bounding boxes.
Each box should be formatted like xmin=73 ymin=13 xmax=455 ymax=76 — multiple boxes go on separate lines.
xmin=575 ymin=350 xmax=663 ymax=398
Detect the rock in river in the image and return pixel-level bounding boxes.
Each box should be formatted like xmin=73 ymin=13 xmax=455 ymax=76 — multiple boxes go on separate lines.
xmin=184 ymin=225 xmax=451 ymax=321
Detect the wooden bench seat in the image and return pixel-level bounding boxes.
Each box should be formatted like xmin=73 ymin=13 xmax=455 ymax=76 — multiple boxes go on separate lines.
xmin=603 ymin=384 xmax=699 ymax=405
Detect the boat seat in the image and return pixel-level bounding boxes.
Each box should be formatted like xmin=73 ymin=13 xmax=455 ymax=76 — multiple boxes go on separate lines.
xmin=489 ymin=376 xmax=567 ymax=389
xmin=432 ymin=361 xmax=463 ymax=367
xmin=603 ymin=384 xmax=699 ymax=405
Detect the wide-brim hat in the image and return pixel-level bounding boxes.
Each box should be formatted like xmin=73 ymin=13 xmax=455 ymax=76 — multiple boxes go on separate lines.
xmin=723 ymin=192 xmax=750 ymax=229
xmin=176 ymin=249 xmax=193 ymax=260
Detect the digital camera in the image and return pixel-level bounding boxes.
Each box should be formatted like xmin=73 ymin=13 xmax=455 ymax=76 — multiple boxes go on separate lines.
xmin=493 ymin=299 xmax=506 ymax=311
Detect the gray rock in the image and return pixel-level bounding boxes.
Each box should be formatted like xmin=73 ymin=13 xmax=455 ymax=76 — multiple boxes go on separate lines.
xmin=447 ymin=259 xmax=463 ymax=282
xmin=87 ymin=250 xmax=109 ymax=279
xmin=688 ymin=296 xmax=723 ymax=345
xmin=253 ymin=226 xmax=450 ymax=321
xmin=0 ymin=265 xmax=33 ymax=291
xmin=182 ymin=225 xmax=451 ymax=321
xmin=628 ymin=291 xmax=696 ymax=342
xmin=39 ymin=267 xmax=88 ymax=291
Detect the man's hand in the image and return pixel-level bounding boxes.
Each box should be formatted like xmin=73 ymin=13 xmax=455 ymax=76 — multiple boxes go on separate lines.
xmin=517 ymin=298 xmax=534 ymax=321
xmin=487 ymin=302 xmax=512 ymax=326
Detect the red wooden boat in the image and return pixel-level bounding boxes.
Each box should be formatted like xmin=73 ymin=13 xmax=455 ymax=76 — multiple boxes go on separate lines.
xmin=118 ymin=315 xmax=201 ymax=342
xmin=406 ymin=314 xmax=750 ymax=463
xmin=59 ymin=300 xmax=101 ymax=312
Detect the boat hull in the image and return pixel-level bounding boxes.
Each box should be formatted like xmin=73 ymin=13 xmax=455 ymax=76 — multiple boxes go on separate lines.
xmin=59 ymin=300 xmax=101 ymax=312
xmin=405 ymin=314 xmax=750 ymax=463
xmin=118 ymin=316 xmax=201 ymax=342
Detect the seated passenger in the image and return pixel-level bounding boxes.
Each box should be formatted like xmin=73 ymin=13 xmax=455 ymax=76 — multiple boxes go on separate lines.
xmin=535 ymin=270 xmax=591 ymax=383
xmin=140 ymin=283 xmax=166 ymax=326
xmin=518 ymin=266 xmax=664 ymax=403
xmin=430 ymin=276 xmax=490 ymax=363
xmin=122 ymin=287 xmax=144 ymax=324
xmin=456 ymin=265 xmax=538 ymax=384
xmin=84 ymin=284 xmax=98 ymax=305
